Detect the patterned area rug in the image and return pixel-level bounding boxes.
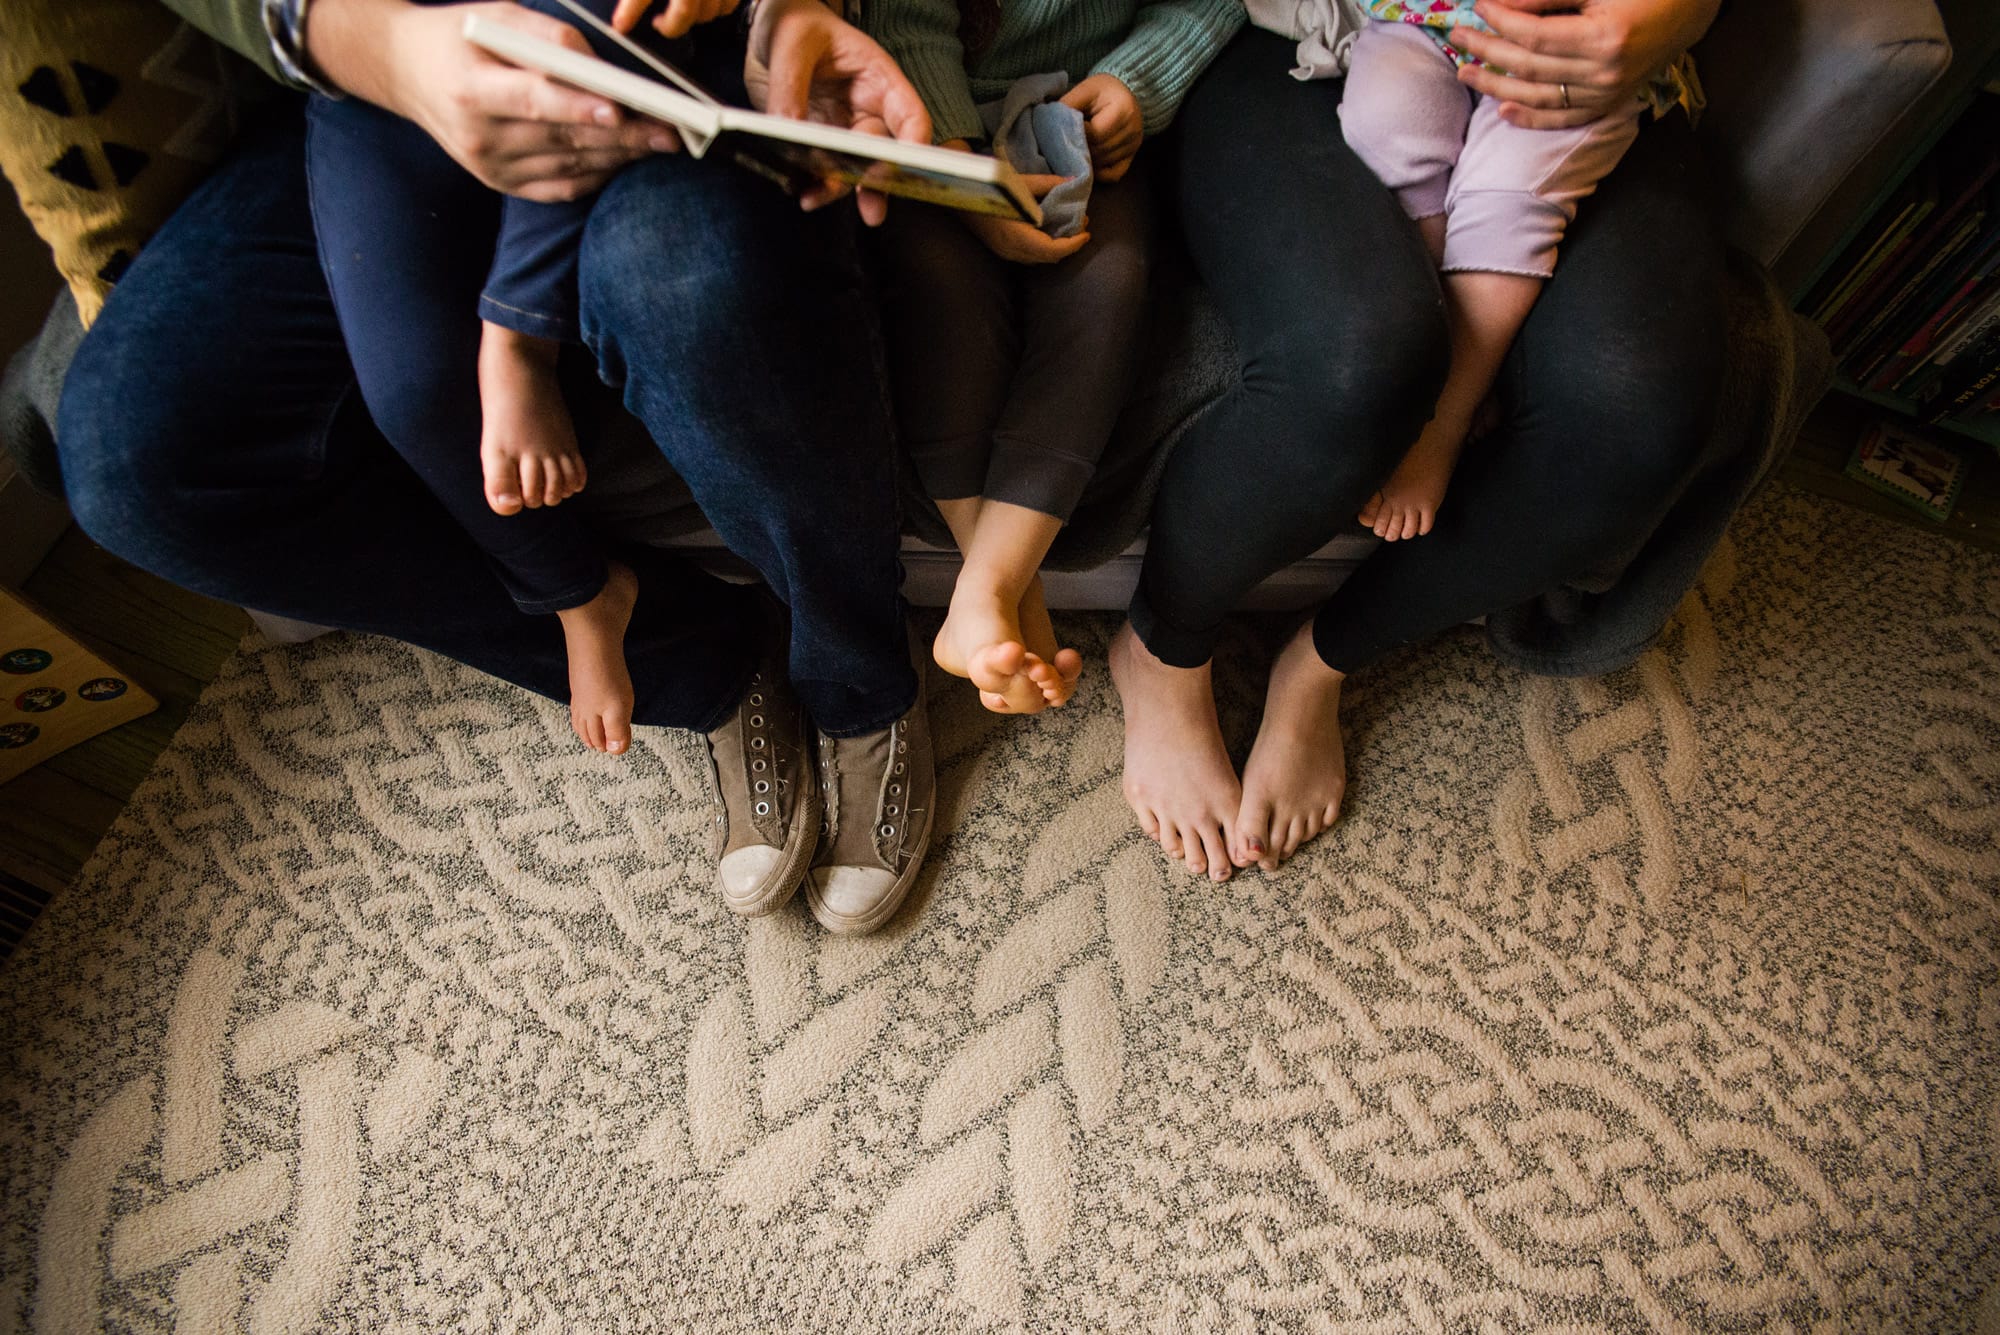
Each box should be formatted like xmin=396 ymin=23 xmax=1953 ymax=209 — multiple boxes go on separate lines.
xmin=3 ymin=484 xmax=1998 ymax=1333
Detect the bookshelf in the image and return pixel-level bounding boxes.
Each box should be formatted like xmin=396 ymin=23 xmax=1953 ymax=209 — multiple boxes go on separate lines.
xmin=1797 ymin=72 xmax=2000 ymax=453
xmin=1784 ymin=18 xmax=2000 ymax=540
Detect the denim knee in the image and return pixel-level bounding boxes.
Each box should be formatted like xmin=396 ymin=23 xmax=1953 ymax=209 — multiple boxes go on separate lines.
xmin=57 ymin=318 xmax=200 ymax=562
xmin=579 ymin=159 xmax=857 ymax=375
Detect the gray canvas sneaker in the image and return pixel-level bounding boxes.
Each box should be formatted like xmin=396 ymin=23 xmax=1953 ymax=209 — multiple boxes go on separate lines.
xmin=803 ymin=672 xmax=933 ymax=936
xmin=704 ymin=663 xmax=819 ymax=916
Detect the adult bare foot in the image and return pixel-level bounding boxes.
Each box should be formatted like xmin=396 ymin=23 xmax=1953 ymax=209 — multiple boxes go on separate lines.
xmin=1234 ymin=620 xmax=1346 ymax=873
xmin=1108 ymin=622 xmax=1241 ymax=882
xmin=558 ymin=560 xmax=638 ymax=754
xmin=934 ymin=582 xmax=1063 ymax=714
xmin=1018 ymin=576 xmax=1083 ymax=706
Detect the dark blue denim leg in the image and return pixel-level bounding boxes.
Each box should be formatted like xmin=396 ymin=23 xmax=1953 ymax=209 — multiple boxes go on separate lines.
xmin=580 ymin=136 xmax=916 ymax=737
xmin=478 ymin=0 xmax=629 ymax=342
xmin=304 ymin=94 xmax=608 ymax=615
xmin=57 ymin=103 xmax=757 ymax=731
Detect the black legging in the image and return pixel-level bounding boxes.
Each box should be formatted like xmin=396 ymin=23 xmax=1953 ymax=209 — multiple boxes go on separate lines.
xmin=1130 ymin=30 xmax=1728 ymax=674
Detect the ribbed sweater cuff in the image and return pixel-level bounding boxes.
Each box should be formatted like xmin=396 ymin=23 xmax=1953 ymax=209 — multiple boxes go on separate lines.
xmin=896 ymin=47 xmax=988 ymax=143
xmin=1091 ymin=7 xmax=1240 ymax=133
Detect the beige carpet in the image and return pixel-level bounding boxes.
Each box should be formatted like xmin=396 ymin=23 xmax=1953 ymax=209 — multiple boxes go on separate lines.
xmin=3 ymin=483 xmax=1998 ymax=1333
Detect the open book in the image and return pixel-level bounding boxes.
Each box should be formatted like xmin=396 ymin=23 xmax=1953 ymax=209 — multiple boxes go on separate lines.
xmin=462 ymin=8 xmax=1043 ymax=224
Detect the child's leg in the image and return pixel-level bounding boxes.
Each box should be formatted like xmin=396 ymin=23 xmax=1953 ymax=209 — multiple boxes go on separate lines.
xmin=480 ymin=197 xmax=592 ymax=515
xmin=1360 ymin=270 xmax=1540 ymax=539
xmin=938 ymin=174 xmax=1157 ymax=713
xmin=1339 ymin=22 xmax=1472 ymax=243
xmin=304 ymin=97 xmax=635 ymax=754
xmin=881 ymin=205 xmax=1072 ymax=710
xmin=883 ymin=206 xmax=1018 ymax=510
xmin=475 ymin=0 xmax=652 ymax=515
xmin=1361 ymin=99 xmax=1641 ymax=541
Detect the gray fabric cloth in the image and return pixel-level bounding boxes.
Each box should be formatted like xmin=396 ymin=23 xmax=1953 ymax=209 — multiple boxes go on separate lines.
xmin=0 ymin=293 xmax=83 ymax=498
xmin=979 ymin=74 xmax=1093 ymax=239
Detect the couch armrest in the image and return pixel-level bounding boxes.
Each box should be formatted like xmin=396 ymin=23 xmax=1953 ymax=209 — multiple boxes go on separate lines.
xmin=1699 ymin=0 xmax=1949 ymax=268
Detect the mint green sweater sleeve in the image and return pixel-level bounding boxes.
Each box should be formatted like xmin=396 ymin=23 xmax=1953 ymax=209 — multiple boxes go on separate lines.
xmin=1091 ymin=0 xmax=1243 ymax=134
xmin=864 ymin=0 xmax=987 ymax=144
xmin=159 ymin=0 xmax=287 ymax=84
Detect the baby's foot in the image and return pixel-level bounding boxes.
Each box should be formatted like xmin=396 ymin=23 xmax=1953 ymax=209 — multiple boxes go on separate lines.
xmin=1233 ymin=621 xmax=1346 ymax=873
xmin=479 ymin=322 xmax=586 ymax=516
xmin=1109 ymin=622 xmax=1241 ymax=882
xmin=558 ymin=560 xmax=638 ymax=754
xmin=934 ymin=583 xmax=1060 ymax=714
xmin=1018 ymin=576 xmax=1083 ymax=707
xmin=1357 ymin=448 xmax=1453 ymax=542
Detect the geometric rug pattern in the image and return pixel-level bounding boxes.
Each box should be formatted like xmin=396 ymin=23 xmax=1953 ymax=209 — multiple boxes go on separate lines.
xmin=3 ymin=484 xmax=1997 ymax=1332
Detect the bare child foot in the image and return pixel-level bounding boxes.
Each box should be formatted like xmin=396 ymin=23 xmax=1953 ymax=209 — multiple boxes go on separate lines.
xmin=934 ymin=581 xmax=1067 ymax=714
xmin=479 ymin=322 xmax=586 ymax=516
xmin=1357 ymin=440 xmax=1456 ymax=542
xmin=558 ymin=560 xmax=638 ymax=754
xmin=1233 ymin=621 xmax=1346 ymax=873
xmin=1109 ymin=623 xmax=1241 ymax=882
xmin=1018 ymin=576 xmax=1083 ymax=706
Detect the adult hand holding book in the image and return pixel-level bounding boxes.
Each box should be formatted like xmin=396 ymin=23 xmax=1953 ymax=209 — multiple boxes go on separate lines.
xmin=464 ymin=8 xmax=1043 ymax=223
xmin=305 ymin=0 xmax=679 ymax=201
xmin=745 ymin=0 xmax=934 ymax=224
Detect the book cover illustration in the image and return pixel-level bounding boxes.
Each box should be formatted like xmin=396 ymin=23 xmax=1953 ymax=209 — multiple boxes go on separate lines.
xmin=1843 ymin=423 xmax=1968 ymax=522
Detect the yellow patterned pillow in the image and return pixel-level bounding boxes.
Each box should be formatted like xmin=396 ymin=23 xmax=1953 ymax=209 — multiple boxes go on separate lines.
xmin=0 ymin=1 xmax=247 ymax=325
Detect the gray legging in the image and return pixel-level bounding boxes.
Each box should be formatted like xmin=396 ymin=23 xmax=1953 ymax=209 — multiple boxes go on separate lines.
xmin=1130 ymin=29 xmax=1729 ymax=674
xmin=880 ymin=174 xmax=1155 ymax=522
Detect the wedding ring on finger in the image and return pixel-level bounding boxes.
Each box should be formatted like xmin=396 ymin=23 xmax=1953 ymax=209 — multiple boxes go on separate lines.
xmin=1559 ymin=82 xmax=1571 ymax=109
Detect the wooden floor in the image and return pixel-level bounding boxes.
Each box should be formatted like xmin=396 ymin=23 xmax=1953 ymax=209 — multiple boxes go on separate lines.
xmin=0 ymin=528 xmax=245 ymax=901
xmin=0 ymin=388 xmax=1989 ymax=940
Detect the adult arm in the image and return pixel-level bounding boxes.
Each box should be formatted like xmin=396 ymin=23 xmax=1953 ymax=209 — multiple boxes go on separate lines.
xmin=1449 ymin=0 xmax=1722 ymax=129
xmin=157 ymin=0 xmax=286 ymax=82
xmin=152 ymin=0 xmax=670 ymax=199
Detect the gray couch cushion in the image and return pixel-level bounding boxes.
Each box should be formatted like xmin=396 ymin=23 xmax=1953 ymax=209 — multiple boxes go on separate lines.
xmin=1698 ymin=0 xmax=1950 ymax=266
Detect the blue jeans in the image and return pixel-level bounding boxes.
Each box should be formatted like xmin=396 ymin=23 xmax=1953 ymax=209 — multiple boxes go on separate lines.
xmin=301 ymin=6 xmax=714 ymax=615
xmin=57 ymin=98 xmax=917 ymax=737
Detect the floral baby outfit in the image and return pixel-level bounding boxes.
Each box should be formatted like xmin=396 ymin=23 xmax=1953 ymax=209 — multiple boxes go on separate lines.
xmin=1364 ymin=0 xmax=1490 ymax=67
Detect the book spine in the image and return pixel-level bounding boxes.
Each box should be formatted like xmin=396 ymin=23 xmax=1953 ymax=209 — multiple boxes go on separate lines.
xmin=1812 ymin=200 xmax=1929 ymax=326
xmin=1863 ymin=275 xmax=1982 ymax=393
xmin=1923 ymin=329 xmax=2000 ymax=424
xmin=1859 ymin=224 xmax=2000 ymax=390
xmin=1826 ymin=147 xmax=2000 ymax=347
xmin=1837 ymin=211 xmax=1985 ymax=367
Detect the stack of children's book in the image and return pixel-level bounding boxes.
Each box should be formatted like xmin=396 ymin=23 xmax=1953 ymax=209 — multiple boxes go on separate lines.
xmin=1805 ymin=92 xmax=2000 ymax=434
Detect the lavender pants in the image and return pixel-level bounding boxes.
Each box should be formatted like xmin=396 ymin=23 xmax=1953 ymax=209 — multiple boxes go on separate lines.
xmin=1339 ymin=19 xmax=1639 ymax=278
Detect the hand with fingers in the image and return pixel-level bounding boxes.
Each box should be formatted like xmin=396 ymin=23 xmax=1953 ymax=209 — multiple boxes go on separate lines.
xmin=307 ymin=0 xmax=683 ymax=201
xmin=937 ymin=142 xmax=1090 ymax=263
xmin=611 ymin=0 xmax=739 ymax=39
xmin=1059 ymin=73 xmax=1143 ymax=182
xmin=1448 ymin=0 xmax=1721 ymax=129
xmin=742 ymin=0 xmax=934 ymax=224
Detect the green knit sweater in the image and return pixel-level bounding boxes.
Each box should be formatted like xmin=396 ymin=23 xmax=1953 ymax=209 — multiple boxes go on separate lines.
xmin=865 ymin=0 xmax=1244 ymax=144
